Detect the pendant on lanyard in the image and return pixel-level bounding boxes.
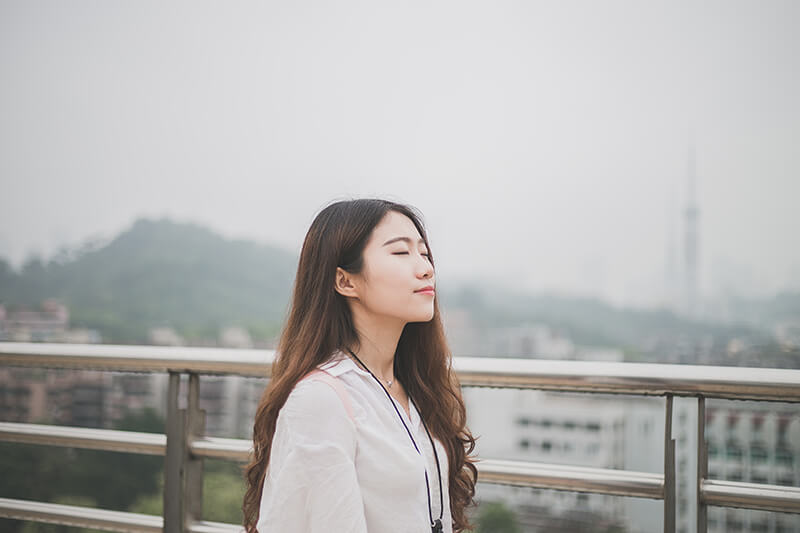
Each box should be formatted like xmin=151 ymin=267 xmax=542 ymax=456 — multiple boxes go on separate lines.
xmin=432 ymin=518 xmax=443 ymax=533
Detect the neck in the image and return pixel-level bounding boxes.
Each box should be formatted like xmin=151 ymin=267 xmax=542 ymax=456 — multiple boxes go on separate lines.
xmin=348 ymin=304 xmax=406 ymax=381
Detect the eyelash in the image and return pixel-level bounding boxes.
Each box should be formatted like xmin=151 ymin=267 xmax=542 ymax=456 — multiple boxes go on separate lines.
xmin=393 ymin=252 xmax=430 ymax=258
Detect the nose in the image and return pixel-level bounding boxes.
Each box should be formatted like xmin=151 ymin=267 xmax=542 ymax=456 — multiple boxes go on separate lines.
xmin=416 ymin=253 xmax=434 ymax=279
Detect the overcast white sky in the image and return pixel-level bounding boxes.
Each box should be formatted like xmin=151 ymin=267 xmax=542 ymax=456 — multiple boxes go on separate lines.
xmin=1 ymin=1 xmax=798 ymax=308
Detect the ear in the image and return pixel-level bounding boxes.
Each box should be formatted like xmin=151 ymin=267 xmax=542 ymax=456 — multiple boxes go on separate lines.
xmin=334 ymin=267 xmax=360 ymax=299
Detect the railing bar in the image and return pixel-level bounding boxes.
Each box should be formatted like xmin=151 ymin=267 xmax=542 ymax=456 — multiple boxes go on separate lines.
xmin=482 ymin=458 xmax=664 ymax=479
xmin=0 ymin=497 xmax=163 ymax=533
xmin=185 ymin=373 xmax=205 ymax=526
xmin=2 ymin=342 xmax=800 ymax=402
xmin=477 ymin=459 xmax=664 ymax=499
xmin=188 ymin=519 xmax=245 ymax=533
xmin=190 ymin=437 xmax=251 ymax=462
xmin=663 ymin=394 xmax=675 ymax=533
xmin=701 ymin=480 xmax=800 ymax=514
xmin=697 ymin=396 xmax=707 ymax=533
xmin=0 ymin=422 xmax=166 ymax=455
xmin=163 ymin=371 xmax=183 ymax=533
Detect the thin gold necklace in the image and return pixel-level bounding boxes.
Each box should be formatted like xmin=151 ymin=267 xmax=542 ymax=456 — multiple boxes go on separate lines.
xmin=347 ymin=350 xmax=394 ymax=387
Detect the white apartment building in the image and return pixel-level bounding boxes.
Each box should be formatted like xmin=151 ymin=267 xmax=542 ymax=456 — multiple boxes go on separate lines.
xmin=464 ymin=387 xmax=698 ymax=533
xmin=704 ymin=401 xmax=800 ymax=533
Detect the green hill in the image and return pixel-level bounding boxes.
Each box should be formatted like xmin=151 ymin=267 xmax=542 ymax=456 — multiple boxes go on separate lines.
xmin=0 ymin=218 xmax=297 ymax=343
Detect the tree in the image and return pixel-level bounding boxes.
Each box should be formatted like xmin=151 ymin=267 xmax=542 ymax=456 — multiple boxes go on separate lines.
xmin=475 ymin=501 xmax=520 ymax=533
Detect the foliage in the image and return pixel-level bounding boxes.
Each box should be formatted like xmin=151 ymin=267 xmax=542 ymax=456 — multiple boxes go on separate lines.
xmin=18 ymin=495 xmax=105 ymax=533
xmin=474 ymin=501 xmax=520 ymax=533
xmin=201 ymin=460 xmax=247 ymax=524
xmin=444 ymin=284 xmax=766 ymax=350
xmin=114 ymin=459 xmax=246 ymax=525
xmin=0 ymin=409 xmax=165 ymax=533
xmin=0 ymin=218 xmax=297 ymax=344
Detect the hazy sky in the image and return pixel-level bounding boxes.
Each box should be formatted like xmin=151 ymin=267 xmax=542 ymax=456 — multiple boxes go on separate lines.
xmin=1 ymin=1 xmax=798 ymax=308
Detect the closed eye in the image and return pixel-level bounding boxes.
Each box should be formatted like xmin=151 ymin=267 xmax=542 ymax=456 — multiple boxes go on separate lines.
xmin=392 ymin=251 xmax=430 ymax=258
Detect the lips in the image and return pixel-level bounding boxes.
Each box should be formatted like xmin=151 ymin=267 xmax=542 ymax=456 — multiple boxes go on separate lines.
xmin=415 ymin=285 xmax=435 ymax=294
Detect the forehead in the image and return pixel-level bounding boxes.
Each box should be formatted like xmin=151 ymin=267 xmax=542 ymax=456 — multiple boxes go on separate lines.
xmin=369 ymin=210 xmax=424 ymax=244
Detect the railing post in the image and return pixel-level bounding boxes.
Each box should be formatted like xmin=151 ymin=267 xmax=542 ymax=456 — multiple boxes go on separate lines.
xmin=164 ymin=371 xmax=185 ymax=532
xmin=664 ymin=394 xmax=675 ymax=533
xmin=185 ymin=373 xmax=206 ymax=528
xmin=697 ymin=396 xmax=707 ymax=533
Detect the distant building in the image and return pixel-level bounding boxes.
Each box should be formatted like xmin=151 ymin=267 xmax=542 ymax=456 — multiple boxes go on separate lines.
xmin=705 ymin=402 xmax=800 ymax=532
xmin=220 ymin=326 xmax=254 ymax=349
xmin=148 ymin=326 xmax=185 ymax=346
xmin=464 ymin=388 xmax=699 ymax=533
xmin=198 ymin=375 xmax=266 ymax=437
xmin=774 ymin=319 xmax=800 ymax=350
xmin=0 ymin=300 xmax=100 ymax=343
xmin=484 ymin=324 xmax=576 ymax=359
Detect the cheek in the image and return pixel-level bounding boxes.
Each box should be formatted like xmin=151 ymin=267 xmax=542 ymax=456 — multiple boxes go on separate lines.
xmin=361 ymin=260 xmax=412 ymax=306
xmin=364 ymin=256 xmax=405 ymax=288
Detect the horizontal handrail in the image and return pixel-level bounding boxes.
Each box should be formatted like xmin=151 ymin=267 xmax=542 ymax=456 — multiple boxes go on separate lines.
xmin=2 ymin=342 xmax=800 ymax=401
xmin=0 ymin=342 xmax=270 ymax=377
xmin=476 ymin=459 xmax=664 ymax=499
xmin=701 ymin=480 xmax=800 ymax=514
xmin=190 ymin=436 xmax=252 ymax=461
xmin=0 ymin=422 xmax=166 ymax=455
xmin=188 ymin=520 xmax=243 ymax=533
xmin=0 ymin=497 xmax=163 ymax=533
xmin=0 ymin=422 xmax=664 ymax=500
xmin=0 ymin=497 xmax=242 ymax=533
xmin=454 ymin=358 xmax=800 ymax=402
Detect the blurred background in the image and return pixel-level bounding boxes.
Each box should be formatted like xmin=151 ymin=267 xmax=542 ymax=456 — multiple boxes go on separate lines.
xmin=1 ymin=1 xmax=798 ymax=532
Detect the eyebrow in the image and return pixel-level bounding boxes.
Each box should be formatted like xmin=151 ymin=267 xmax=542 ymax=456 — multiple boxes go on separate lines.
xmin=382 ymin=236 xmax=427 ymax=247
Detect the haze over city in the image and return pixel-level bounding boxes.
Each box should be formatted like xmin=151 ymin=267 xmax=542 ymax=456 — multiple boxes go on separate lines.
xmin=2 ymin=1 xmax=798 ymax=309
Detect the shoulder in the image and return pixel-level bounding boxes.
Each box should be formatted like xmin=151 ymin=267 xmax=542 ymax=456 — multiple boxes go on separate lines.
xmin=275 ymin=377 xmax=358 ymax=450
xmin=284 ymin=376 xmax=349 ymax=419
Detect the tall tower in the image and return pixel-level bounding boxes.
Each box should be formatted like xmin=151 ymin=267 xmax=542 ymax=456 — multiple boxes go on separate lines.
xmin=683 ymin=146 xmax=700 ymax=318
xmin=664 ymin=173 xmax=681 ymax=311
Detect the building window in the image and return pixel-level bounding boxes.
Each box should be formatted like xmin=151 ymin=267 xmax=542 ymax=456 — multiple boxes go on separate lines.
xmin=725 ymin=443 xmax=743 ymax=461
xmin=750 ymin=446 xmax=768 ymax=463
xmin=776 ymin=448 xmax=793 ymax=466
xmin=708 ymin=442 xmax=719 ymax=458
xmin=727 ymin=470 xmax=743 ymax=482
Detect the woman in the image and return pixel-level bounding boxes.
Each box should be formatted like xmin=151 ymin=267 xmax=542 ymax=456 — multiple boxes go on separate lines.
xmin=243 ymin=198 xmax=478 ymax=533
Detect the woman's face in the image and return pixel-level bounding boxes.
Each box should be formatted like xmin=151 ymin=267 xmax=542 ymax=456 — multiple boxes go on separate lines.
xmin=351 ymin=210 xmax=435 ymax=324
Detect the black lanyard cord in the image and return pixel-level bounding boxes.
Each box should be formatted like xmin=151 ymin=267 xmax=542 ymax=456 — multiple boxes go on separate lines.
xmin=346 ymin=349 xmax=444 ymax=531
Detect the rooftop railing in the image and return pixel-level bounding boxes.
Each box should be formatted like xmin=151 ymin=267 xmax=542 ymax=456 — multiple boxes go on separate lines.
xmin=1 ymin=341 xmax=799 ymax=532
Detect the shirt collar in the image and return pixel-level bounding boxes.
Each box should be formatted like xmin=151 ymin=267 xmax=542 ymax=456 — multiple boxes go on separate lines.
xmin=318 ymin=350 xmax=371 ymax=378
xmin=321 ymin=350 xmax=422 ymax=429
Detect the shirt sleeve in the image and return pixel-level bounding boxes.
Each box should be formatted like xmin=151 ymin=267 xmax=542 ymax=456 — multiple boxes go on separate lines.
xmin=256 ymin=379 xmax=367 ymax=533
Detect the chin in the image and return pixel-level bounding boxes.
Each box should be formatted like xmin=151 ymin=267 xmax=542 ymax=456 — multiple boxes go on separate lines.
xmin=408 ymin=309 xmax=435 ymax=323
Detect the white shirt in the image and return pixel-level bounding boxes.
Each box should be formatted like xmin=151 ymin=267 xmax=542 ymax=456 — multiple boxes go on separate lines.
xmin=256 ymin=351 xmax=453 ymax=533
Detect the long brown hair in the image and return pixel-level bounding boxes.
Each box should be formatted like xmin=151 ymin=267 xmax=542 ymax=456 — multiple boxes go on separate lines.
xmin=243 ymin=198 xmax=477 ymax=532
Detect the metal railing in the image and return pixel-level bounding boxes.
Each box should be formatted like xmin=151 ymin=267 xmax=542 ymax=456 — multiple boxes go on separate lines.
xmin=0 ymin=342 xmax=799 ymax=532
